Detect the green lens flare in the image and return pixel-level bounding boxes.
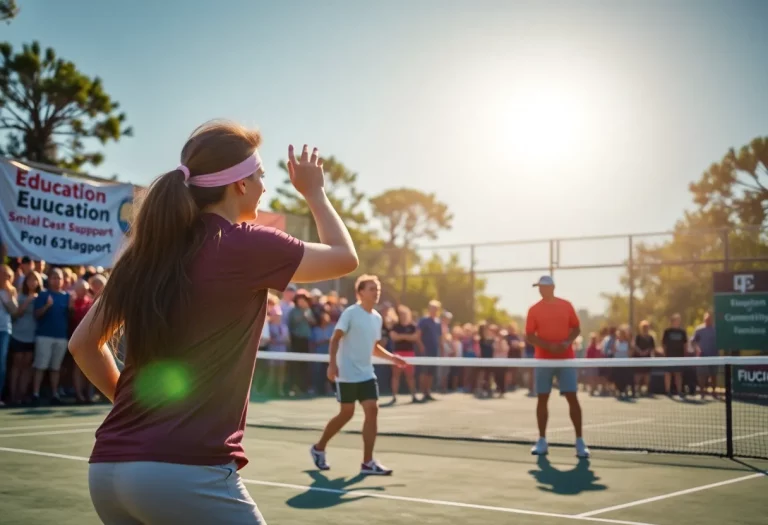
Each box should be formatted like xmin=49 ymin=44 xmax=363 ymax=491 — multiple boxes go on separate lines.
xmin=135 ymin=361 xmax=192 ymax=407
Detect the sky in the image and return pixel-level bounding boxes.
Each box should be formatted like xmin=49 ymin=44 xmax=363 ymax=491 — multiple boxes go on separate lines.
xmin=4 ymin=0 xmax=768 ymax=314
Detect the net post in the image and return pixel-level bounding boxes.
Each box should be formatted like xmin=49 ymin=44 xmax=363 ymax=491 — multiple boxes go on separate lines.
xmin=725 ymin=363 xmax=734 ymax=458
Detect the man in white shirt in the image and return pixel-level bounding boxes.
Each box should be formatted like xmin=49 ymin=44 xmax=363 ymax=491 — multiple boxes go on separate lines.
xmin=310 ymin=274 xmax=406 ymax=475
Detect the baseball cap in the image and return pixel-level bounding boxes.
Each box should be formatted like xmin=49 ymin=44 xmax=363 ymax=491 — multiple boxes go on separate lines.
xmin=286 ymin=283 xmax=297 ymax=292
xmin=533 ymin=275 xmax=555 ymax=287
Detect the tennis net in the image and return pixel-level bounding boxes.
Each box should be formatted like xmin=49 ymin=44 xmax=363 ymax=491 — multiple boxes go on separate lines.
xmin=249 ymin=353 xmax=768 ymax=460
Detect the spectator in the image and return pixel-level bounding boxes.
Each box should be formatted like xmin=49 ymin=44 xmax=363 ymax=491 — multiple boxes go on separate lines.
xmin=325 ymin=291 xmax=343 ymax=322
xmin=417 ymin=300 xmax=443 ymax=401
xmin=613 ymin=325 xmax=633 ymax=398
xmin=311 ymin=311 xmax=336 ymax=396
xmin=441 ymin=326 xmax=463 ymax=393
xmin=34 ymin=260 xmax=48 ymax=289
xmin=280 ymin=284 xmax=297 ymax=329
xmin=460 ymin=323 xmax=477 ymax=393
xmin=599 ymin=326 xmax=617 ymax=395
xmin=390 ymin=305 xmax=420 ymax=403
xmin=62 ymin=268 xmax=77 ymax=291
xmin=310 ymin=288 xmax=325 ymax=322
xmin=266 ymin=307 xmax=289 ymax=396
xmin=493 ymin=327 xmax=510 ymax=398
xmin=0 ymin=264 xmax=19 ymax=406
xmin=32 ymin=267 xmax=70 ymax=406
xmin=70 ymin=280 xmax=94 ymax=403
xmin=585 ymin=332 xmax=605 ymax=396
xmin=662 ymin=313 xmax=688 ymax=397
xmin=88 ymin=274 xmax=107 ymax=298
xmin=287 ymin=293 xmax=314 ymax=395
xmin=437 ymin=311 xmax=453 ymax=393
xmin=476 ymin=322 xmax=495 ymax=398
xmin=633 ymin=320 xmax=654 ymax=397
xmin=8 ymin=270 xmax=41 ymax=405
xmin=13 ymin=256 xmax=33 ymax=291
xmin=506 ymin=322 xmax=523 ymax=391
xmin=693 ymin=311 xmax=718 ymax=398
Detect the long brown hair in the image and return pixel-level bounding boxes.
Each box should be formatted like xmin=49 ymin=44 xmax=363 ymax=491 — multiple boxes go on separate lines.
xmin=96 ymin=120 xmax=262 ymax=367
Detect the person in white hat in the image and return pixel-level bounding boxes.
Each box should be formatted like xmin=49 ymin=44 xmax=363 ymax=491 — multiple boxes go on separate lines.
xmin=525 ymin=275 xmax=590 ymax=458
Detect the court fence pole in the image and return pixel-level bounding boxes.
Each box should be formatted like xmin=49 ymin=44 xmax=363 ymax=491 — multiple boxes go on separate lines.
xmin=725 ymin=363 xmax=734 ymax=458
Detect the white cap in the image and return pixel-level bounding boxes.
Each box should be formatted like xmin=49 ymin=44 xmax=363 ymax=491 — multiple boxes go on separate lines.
xmin=533 ymin=275 xmax=555 ymax=287
xmin=310 ymin=288 xmax=323 ymax=297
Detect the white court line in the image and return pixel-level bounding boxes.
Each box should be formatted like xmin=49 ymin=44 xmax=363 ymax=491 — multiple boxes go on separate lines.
xmin=687 ymin=431 xmax=768 ymax=448
xmin=0 ymin=427 xmax=97 ymax=439
xmin=242 ymin=477 xmax=657 ymax=525
xmin=0 ymin=446 xmax=89 ymax=462
xmin=0 ymin=422 xmax=103 ymax=432
xmin=0 ymin=445 xmax=657 ymax=525
xmin=483 ymin=418 xmax=655 ymax=439
xmin=577 ymin=471 xmax=767 ymax=517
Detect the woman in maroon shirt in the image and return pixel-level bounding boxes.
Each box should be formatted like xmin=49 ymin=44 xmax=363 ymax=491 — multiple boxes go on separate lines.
xmin=69 ymin=121 xmax=359 ymax=524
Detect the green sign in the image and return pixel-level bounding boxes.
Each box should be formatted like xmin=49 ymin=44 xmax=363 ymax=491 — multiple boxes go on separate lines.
xmin=713 ymin=272 xmax=768 ymax=352
xmin=732 ymin=365 xmax=768 ymax=397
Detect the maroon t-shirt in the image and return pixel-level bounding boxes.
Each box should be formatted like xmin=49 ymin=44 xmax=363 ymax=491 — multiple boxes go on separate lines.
xmin=89 ymin=213 xmax=304 ymax=470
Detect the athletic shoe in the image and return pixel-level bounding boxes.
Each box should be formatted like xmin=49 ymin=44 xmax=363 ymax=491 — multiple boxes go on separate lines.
xmin=361 ymin=459 xmax=393 ymax=476
xmin=576 ymin=437 xmax=591 ymax=458
xmin=310 ymin=445 xmax=330 ymax=471
xmin=531 ymin=437 xmax=548 ymax=455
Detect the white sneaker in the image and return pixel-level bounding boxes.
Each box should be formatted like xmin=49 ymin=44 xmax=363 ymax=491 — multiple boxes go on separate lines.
xmin=310 ymin=445 xmax=330 ymax=471
xmin=576 ymin=437 xmax=591 ymax=458
xmin=531 ymin=437 xmax=548 ymax=455
xmin=361 ymin=459 xmax=393 ymax=476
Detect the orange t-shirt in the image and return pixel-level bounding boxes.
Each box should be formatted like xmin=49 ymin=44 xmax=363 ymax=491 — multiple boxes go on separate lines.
xmin=525 ymin=298 xmax=580 ymax=359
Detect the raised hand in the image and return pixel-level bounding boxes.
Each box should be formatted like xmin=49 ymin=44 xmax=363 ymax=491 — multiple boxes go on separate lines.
xmin=287 ymin=144 xmax=324 ymax=198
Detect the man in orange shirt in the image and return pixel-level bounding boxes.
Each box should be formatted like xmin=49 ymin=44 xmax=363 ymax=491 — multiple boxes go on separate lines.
xmin=525 ymin=276 xmax=590 ymax=458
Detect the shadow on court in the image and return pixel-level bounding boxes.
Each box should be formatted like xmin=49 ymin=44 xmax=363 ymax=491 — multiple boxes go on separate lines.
xmin=528 ymin=456 xmax=608 ymax=496
xmin=286 ymin=471 xmax=394 ymax=509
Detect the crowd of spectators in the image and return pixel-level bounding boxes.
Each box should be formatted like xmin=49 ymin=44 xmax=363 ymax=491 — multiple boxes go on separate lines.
xmin=0 ymin=253 xmax=721 ymax=407
xmin=254 ymin=285 xmax=721 ymax=402
xmin=0 ymin=256 xmax=109 ymax=407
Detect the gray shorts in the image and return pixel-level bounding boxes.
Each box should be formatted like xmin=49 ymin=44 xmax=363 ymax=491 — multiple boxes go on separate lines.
xmin=534 ymin=367 xmax=578 ymax=395
xmin=89 ymin=461 xmax=265 ymax=524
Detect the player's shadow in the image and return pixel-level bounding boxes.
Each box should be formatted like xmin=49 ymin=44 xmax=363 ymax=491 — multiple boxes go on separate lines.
xmin=286 ymin=470 xmax=393 ymax=509
xmin=528 ymin=456 xmax=608 ymax=495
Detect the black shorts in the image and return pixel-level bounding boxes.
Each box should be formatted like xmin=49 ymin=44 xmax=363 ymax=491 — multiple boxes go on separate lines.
xmin=336 ymin=379 xmax=379 ymax=404
xmin=9 ymin=338 xmax=34 ymax=353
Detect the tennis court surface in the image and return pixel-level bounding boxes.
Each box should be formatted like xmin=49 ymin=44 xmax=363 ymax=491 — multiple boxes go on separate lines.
xmin=1 ymin=395 xmax=766 ymax=525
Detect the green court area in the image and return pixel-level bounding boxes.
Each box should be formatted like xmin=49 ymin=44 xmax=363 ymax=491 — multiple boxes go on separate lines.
xmin=247 ymin=387 xmax=767 ymax=458
xmin=1 ymin=402 xmax=766 ymax=525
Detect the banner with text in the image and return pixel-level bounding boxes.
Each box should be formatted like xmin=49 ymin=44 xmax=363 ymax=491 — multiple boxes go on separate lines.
xmin=0 ymin=159 xmax=134 ymax=267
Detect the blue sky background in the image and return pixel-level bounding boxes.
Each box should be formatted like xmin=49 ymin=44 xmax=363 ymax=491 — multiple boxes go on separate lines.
xmin=4 ymin=0 xmax=767 ymax=314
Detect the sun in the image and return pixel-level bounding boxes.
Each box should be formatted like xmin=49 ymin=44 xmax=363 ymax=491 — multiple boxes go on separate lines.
xmin=499 ymin=87 xmax=587 ymax=162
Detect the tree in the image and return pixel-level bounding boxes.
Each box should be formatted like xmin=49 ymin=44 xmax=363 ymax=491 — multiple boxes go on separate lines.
xmin=603 ymin=137 xmax=768 ymax=331
xmin=270 ymin=156 xmax=376 ymax=244
xmin=0 ymin=0 xmax=18 ymax=23
xmin=398 ymin=253 xmax=512 ymax=324
xmin=0 ymin=42 xmax=131 ymax=170
xmin=369 ymin=188 xmax=453 ymax=283
xmin=370 ymin=188 xmax=453 ymax=248
xmin=689 ymin=137 xmax=767 ymax=227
